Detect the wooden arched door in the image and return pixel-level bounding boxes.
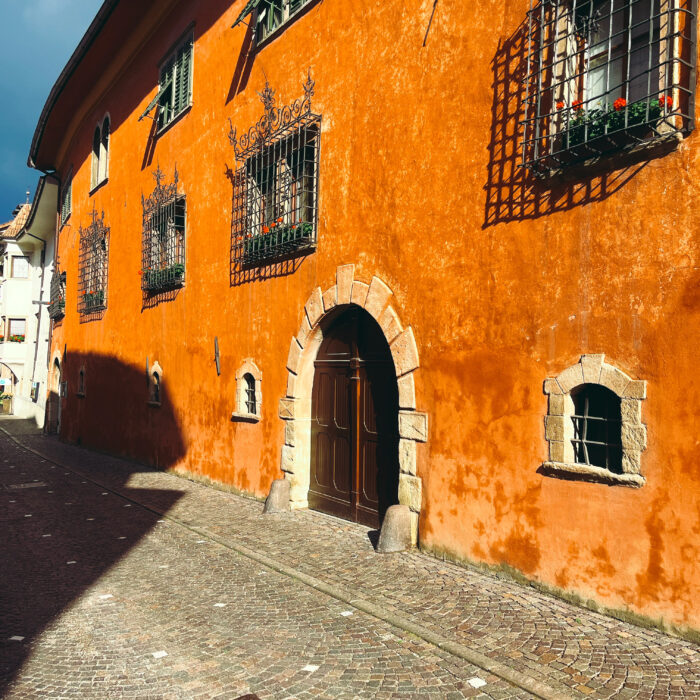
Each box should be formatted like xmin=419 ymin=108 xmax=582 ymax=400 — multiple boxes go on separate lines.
xmin=309 ymin=309 xmax=399 ymax=528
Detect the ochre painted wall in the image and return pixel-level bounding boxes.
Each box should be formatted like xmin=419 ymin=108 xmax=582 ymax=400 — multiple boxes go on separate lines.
xmin=46 ymin=0 xmax=699 ymax=633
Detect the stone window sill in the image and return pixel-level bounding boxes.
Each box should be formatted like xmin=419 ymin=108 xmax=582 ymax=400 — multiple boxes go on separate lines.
xmin=541 ymin=461 xmax=645 ymax=488
xmin=231 ymin=411 xmax=260 ymax=423
xmin=148 ymin=400 xmax=161 ymax=408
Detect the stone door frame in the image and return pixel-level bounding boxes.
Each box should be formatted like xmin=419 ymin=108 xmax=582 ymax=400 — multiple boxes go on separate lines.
xmin=278 ymin=264 xmax=427 ymax=544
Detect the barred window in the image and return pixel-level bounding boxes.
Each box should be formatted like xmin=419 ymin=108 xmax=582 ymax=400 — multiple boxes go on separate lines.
xmin=229 ymin=76 xmax=320 ymax=267
xmin=141 ymin=167 xmax=186 ymax=293
xmin=522 ymin=0 xmax=695 ymax=172
xmin=158 ymin=35 xmax=193 ymax=130
xmin=48 ymin=270 xmax=66 ymax=321
xmin=78 ymin=210 xmax=109 ymax=315
xmin=571 ymin=384 xmax=622 ymax=472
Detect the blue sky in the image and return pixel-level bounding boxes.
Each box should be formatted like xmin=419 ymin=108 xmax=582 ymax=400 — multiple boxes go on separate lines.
xmin=0 ymin=0 xmax=104 ymax=222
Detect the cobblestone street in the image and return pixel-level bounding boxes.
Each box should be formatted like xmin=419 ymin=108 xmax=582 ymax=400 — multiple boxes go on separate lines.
xmin=1 ymin=419 xmax=698 ymax=699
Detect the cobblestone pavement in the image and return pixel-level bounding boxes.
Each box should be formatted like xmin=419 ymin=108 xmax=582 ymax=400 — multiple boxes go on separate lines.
xmin=1 ymin=419 xmax=698 ymax=699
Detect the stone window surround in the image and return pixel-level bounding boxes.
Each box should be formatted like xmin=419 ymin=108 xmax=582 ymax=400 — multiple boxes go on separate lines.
xmin=278 ymin=264 xmax=427 ymax=545
xmin=232 ymin=358 xmax=262 ymax=422
xmin=543 ymin=354 xmax=647 ymax=487
xmin=148 ymin=360 xmax=163 ymax=407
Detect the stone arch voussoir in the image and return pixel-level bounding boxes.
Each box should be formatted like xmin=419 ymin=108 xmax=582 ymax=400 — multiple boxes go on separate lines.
xmin=278 ymin=264 xmax=426 ymax=544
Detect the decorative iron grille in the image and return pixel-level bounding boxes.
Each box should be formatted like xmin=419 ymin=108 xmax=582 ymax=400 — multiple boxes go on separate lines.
xmin=522 ymin=0 xmax=696 ymax=173
xmin=141 ymin=166 xmax=186 ymax=293
xmin=228 ymin=73 xmax=320 ymax=267
xmin=78 ymin=208 xmax=109 ymax=315
xmin=48 ymin=269 xmax=66 ymax=320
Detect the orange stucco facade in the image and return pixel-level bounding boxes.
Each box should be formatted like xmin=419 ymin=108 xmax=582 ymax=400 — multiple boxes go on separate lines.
xmin=34 ymin=0 xmax=699 ymax=636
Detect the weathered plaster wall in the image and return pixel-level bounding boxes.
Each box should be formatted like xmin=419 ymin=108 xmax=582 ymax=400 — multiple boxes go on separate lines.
xmin=47 ymin=0 xmax=699 ymax=632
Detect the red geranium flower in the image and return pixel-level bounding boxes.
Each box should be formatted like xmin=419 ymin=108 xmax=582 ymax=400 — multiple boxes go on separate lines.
xmin=262 ymin=226 xmax=269 ymax=233
xmin=138 ymin=270 xmax=143 ymax=276
xmin=660 ymin=95 xmax=673 ymax=109
xmin=277 ymin=217 xmax=283 ymax=223
xmin=556 ymin=100 xmax=565 ymax=110
xmin=613 ymin=97 xmax=627 ymax=111
xmin=572 ymin=99 xmax=583 ymax=111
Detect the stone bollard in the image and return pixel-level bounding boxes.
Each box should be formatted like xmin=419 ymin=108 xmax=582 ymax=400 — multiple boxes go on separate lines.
xmin=263 ymin=478 xmax=290 ymax=514
xmin=376 ymin=504 xmax=412 ymax=553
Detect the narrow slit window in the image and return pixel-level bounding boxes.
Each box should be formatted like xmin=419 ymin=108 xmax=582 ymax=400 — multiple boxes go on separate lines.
xmin=244 ymin=373 xmax=257 ymax=415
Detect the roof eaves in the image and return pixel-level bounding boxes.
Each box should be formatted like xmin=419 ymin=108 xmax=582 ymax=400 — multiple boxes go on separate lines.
xmin=28 ymin=0 xmax=120 ymax=171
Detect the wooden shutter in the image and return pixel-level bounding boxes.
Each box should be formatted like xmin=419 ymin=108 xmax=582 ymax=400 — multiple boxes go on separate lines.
xmin=174 ymin=39 xmax=192 ymax=115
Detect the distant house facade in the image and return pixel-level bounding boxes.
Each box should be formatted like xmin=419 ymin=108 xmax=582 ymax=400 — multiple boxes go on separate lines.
xmin=28 ymin=0 xmax=699 ymax=636
xmin=0 ymin=176 xmax=59 ymax=426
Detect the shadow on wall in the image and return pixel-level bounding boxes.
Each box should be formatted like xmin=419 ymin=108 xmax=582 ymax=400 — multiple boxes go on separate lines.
xmin=0 ymin=382 xmax=185 ymax=693
xmin=482 ymin=15 xmax=649 ymax=229
xmin=47 ymin=352 xmax=187 ymax=471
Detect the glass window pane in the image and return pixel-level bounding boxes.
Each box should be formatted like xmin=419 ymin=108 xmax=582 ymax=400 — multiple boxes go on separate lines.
xmin=12 ymin=257 xmax=29 ymax=278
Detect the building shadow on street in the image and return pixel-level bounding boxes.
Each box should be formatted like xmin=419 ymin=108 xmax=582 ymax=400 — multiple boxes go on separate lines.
xmin=0 ymin=353 xmax=187 ymax=695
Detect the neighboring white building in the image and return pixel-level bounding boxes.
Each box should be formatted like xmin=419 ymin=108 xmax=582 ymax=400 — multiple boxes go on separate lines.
xmin=0 ymin=176 xmax=59 ymax=427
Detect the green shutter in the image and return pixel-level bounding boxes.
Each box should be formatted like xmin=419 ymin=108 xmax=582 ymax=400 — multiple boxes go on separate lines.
xmin=174 ymin=39 xmax=192 ymax=115
xmin=232 ymin=0 xmax=261 ymax=27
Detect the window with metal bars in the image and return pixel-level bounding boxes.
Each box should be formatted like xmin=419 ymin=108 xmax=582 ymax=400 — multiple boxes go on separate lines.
xmin=522 ymin=0 xmax=695 ymax=173
xmin=229 ymin=76 xmax=320 ymax=267
xmin=141 ymin=167 xmax=186 ymax=293
xmin=157 ymin=35 xmax=193 ymax=131
xmin=571 ymin=384 xmax=623 ymax=472
xmin=60 ymin=174 xmax=72 ymax=226
xmin=78 ymin=209 xmax=109 ymax=315
xmin=48 ymin=270 xmax=66 ymax=321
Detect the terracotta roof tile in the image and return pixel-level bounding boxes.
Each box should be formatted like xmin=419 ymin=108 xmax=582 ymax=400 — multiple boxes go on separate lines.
xmin=0 ymin=203 xmax=31 ymax=240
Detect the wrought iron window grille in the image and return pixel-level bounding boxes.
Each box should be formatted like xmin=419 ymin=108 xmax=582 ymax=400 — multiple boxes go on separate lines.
xmin=48 ymin=269 xmax=66 ymax=321
xmin=141 ymin=166 xmax=186 ymax=293
xmin=571 ymin=384 xmax=623 ymax=472
xmin=228 ymin=72 xmax=320 ymax=268
xmin=78 ymin=208 xmax=110 ymax=316
xmin=522 ymin=0 xmax=696 ymax=174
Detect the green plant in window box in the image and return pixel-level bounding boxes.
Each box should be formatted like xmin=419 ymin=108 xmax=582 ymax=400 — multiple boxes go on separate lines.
xmin=560 ymin=96 xmax=669 ymax=149
xmin=85 ymin=289 xmax=105 ymax=310
xmin=144 ymin=263 xmax=185 ymax=290
xmin=9 ymin=335 xmax=25 ymax=343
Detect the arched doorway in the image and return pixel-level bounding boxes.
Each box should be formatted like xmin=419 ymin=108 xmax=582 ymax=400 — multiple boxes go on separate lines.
xmin=309 ymin=308 xmax=399 ymax=528
xmin=46 ymin=358 xmax=61 ymax=434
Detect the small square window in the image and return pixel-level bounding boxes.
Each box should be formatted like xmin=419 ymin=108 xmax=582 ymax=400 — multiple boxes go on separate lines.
xmin=8 ymin=319 xmax=26 ymax=342
xmin=11 ymin=256 xmax=29 ymax=278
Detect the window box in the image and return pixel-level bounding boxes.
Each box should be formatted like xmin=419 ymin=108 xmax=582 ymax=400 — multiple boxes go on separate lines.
xmin=143 ymin=263 xmax=185 ymax=291
xmin=48 ymin=299 xmax=66 ymax=320
xmin=522 ymin=0 xmax=695 ymax=174
xmin=241 ymin=221 xmax=314 ymax=264
xmin=84 ymin=289 xmax=105 ymax=311
xmin=8 ymin=335 xmax=25 ymax=343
